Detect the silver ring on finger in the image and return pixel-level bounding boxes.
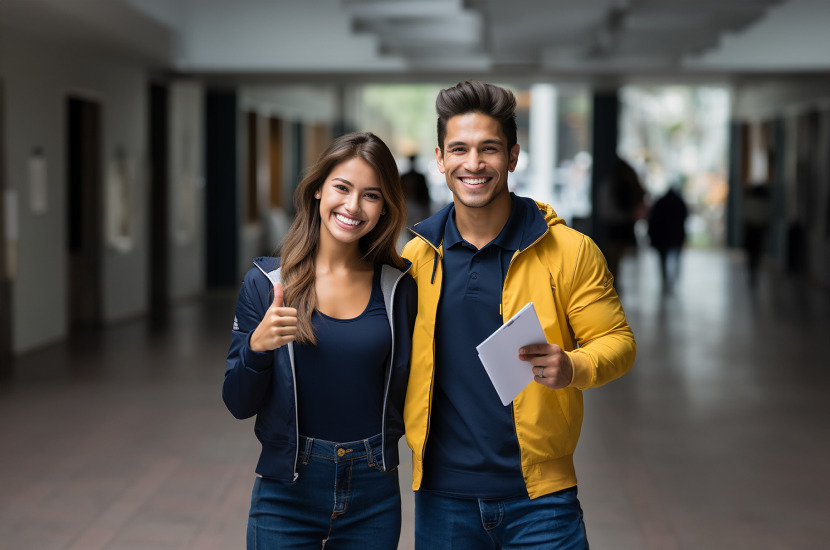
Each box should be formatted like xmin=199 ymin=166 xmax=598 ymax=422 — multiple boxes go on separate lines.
xmin=536 ymin=366 xmax=545 ymax=378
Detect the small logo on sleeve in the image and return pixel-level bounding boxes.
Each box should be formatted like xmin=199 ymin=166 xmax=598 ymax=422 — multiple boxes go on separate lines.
xmin=232 ymin=316 xmax=239 ymax=331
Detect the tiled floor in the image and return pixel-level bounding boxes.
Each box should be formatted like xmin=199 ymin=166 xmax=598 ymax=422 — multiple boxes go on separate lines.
xmin=1 ymin=247 xmax=829 ymax=549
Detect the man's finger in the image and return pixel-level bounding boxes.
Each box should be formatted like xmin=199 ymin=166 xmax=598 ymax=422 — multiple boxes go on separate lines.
xmin=518 ymin=344 xmax=551 ymax=358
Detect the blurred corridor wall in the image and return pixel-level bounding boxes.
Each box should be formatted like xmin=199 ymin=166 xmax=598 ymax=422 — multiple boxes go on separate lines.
xmin=166 ymin=81 xmax=206 ymax=302
xmin=0 ymin=28 xmax=154 ymax=353
xmin=732 ymin=76 xmax=830 ymax=288
xmin=235 ymin=85 xmax=342 ymax=281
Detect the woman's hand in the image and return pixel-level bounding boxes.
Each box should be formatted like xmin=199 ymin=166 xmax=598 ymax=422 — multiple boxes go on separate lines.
xmin=249 ymin=283 xmax=298 ymax=351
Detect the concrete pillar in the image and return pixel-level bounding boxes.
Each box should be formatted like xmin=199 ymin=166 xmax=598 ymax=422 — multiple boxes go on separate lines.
xmin=529 ymin=84 xmax=558 ymax=208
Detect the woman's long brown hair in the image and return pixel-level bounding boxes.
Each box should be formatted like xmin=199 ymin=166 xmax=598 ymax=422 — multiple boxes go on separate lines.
xmin=278 ymin=132 xmax=407 ymax=345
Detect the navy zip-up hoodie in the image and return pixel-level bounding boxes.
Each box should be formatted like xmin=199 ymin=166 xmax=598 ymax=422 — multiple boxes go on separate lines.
xmin=223 ymin=256 xmax=417 ymax=482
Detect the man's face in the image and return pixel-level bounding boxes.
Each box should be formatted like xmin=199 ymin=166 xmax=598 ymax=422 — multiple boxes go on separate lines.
xmin=436 ymin=112 xmax=520 ymax=211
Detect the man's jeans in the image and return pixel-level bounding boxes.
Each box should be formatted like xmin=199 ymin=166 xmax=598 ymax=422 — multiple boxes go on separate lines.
xmin=247 ymin=434 xmax=401 ymax=549
xmin=415 ymin=487 xmax=589 ymax=549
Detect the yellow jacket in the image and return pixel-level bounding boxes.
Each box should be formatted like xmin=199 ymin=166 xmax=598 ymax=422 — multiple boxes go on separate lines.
xmin=402 ymin=196 xmax=636 ymax=499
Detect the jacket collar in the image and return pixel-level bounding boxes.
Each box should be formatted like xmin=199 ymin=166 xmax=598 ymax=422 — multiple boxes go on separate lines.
xmin=410 ymin=193 xmax=558 ymax=252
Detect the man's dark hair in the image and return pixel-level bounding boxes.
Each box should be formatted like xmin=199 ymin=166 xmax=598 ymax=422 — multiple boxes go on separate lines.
xmin=435 ymin=80 xmax=518 ymax=153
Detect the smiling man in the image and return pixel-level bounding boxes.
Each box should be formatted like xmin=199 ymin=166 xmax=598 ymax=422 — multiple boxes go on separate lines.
xmin=401 ymin=80 xmax=637 ymax=549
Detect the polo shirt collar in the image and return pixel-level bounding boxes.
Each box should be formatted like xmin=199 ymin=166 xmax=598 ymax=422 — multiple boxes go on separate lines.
xmin=443 ymin=193 xmax=525 ymax=251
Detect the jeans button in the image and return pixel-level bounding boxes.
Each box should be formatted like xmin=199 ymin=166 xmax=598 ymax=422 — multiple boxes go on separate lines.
xmin=336 ymin=448 xmax=346 ymax=457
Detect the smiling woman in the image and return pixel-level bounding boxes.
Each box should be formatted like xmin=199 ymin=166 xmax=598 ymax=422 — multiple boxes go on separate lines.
xmin=222 ymin=131 xmax=418 ymax=550
xmin=316 ymin=157 xmax=386 ymax=248
xmin=280 ymin=133 xmax=407 ymax=344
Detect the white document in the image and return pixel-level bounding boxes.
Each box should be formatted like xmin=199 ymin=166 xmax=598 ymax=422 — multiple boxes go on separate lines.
xmin=476 ymin=302 xmax=548 ymax=406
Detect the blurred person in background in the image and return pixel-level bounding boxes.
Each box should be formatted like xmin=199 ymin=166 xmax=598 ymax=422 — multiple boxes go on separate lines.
xmin=598 ymin=155 xmax=647 ymax=288
xmin=742 ymin=182 xmax=772 ymax=287
xmin=648 ymin=181 xmax=689 ymax=293
xmin=223 ymin=132 xmax=417 ymax=549
xmin=400 ymin=153 xmax=432 ymax=226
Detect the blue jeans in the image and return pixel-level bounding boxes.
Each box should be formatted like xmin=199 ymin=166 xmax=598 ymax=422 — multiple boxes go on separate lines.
xmin=247 ymin=433 xmax=401 ymax=549
xmin=415 ymin=487 xmax=589 ymax=549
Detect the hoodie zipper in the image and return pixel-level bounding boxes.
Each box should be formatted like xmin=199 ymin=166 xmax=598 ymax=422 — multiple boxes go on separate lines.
xmin=253 ymin=260 xmax=301 ymax=482
xmin=379 ymin=266 xmax=408 ymax=471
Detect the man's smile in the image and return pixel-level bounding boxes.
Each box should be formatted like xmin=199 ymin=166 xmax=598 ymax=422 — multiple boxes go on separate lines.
xmin=459 ymin=176 xmax=490 ymax=186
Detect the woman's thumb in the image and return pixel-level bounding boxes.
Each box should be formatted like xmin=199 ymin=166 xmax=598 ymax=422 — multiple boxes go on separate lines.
xmin=272 ymin=282 xmax=284 ymax=306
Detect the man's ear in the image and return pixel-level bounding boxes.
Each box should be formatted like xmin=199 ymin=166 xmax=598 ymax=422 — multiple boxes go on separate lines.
xmin=508 ymin=144 xmax=520 ymax=172
xmin=435 ymin=146 xmax=446 ymax=174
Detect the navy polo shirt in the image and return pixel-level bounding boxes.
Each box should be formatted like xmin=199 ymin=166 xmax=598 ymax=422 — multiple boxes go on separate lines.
xmin=422 ymin=198 xmax=528 ymax=498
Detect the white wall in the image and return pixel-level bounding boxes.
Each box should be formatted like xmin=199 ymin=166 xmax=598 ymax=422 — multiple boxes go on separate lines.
xmin=167 ymin=81 xmax=206 ymax=302
xmin=0 ymin=29 xmax=158 ymax=353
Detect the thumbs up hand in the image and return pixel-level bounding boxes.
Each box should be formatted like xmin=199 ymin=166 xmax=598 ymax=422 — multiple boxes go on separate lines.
xmin=250 ymin=282 xmax=299 ymax=351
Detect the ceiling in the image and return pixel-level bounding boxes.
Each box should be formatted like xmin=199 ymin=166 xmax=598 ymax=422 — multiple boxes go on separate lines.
xmin=3 ymin=0 xmax=830 ymax=84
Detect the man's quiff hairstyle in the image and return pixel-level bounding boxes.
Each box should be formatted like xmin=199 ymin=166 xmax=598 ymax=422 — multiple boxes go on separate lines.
xmin=435 ymin=80 xmax=518 ymax=153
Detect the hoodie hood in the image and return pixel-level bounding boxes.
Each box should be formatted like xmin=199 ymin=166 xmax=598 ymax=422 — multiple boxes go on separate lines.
xmin=534 ymin=199 xmax=566 ymax=230
xmin=410 ymin=193 xmax=566 ymax=252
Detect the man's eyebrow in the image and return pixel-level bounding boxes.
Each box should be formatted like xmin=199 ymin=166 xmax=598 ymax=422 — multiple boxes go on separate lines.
xmin=446 ymin=138 xmax=504 ymax=148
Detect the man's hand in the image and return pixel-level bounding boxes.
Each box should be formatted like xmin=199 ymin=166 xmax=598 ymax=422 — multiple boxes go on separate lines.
xmin=519 ymin=343 xmax=573 ymax=390
xmin=249 ymin=282 xmax=298 ymax=351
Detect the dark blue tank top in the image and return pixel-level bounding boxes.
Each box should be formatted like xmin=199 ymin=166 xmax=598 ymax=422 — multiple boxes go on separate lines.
xmin=294 ymin=267 xmax=391 ymax=442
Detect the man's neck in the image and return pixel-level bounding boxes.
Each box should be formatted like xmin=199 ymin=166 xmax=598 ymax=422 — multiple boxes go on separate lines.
xmin=454 ymin=194 xmax=512 ymax=249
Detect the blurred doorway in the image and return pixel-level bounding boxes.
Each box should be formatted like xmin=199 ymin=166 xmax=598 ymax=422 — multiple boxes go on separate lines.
xmin=0 ymin=80 xmax=11 ymax=369
xmin=148 ymin=83 xmax=169 ymax=320
xmin=66 ymin=96 xmax=103 ymax=329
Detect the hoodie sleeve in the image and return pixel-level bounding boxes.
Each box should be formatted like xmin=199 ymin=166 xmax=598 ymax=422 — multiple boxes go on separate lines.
xmin=565 ymin=235 xmax=637 ymax=390
xmin=222 ymin=270 xmax=276 ymax=419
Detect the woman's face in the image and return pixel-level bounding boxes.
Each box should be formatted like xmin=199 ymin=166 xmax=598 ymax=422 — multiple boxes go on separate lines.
xmin=316 ymin=157 xmax=386 ymax=248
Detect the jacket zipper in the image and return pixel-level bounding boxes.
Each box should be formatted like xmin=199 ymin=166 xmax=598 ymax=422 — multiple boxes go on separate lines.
xmin=254 ymin=261 xmax=301 ymax=482
xmin=408 ymin=231 xmax=442 ymax=464
xmin=379 ymin=267 xmax=407 ymax=471
xmin=501 ymin=230 xmax=548 ymax=315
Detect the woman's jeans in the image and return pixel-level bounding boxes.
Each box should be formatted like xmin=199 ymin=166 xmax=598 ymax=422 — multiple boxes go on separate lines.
xmin=414 ymin=487 xmax=589 ymax=549
xmin=247 ymin=433 xmax=401 ymax=550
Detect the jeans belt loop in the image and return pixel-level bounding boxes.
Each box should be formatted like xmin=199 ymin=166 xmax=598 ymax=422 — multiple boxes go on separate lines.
xmin=364 ymin=438 xmax=375 ymax=468
xmin=300 ymin=436 xmax=313 ymax=465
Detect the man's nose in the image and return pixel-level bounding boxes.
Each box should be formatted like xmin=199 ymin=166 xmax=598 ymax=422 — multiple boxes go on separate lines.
xmin=464 ymin=150 xmax=484 ymax=170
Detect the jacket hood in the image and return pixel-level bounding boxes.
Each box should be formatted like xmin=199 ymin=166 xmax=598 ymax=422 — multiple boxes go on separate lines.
xmin=411 ymin=193 xmax=565 ymax=251
xmin=535 ymin=199 xmax=566 ymax=230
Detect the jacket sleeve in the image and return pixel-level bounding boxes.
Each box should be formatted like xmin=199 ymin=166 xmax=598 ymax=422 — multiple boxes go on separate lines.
xmin=222 ymin=271 xmax=276 ymax=419
xmin=565 ymin=235 xmax=636 ymax=390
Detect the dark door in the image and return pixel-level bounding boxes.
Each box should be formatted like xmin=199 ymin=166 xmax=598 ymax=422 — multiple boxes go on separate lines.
xmin=0 ymin=80 xmax=11 ymax=374
xmin=148 ymin=83 xmax=169 ymax=320
xmin=66 ymin=96 xmax=103 ymax=329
